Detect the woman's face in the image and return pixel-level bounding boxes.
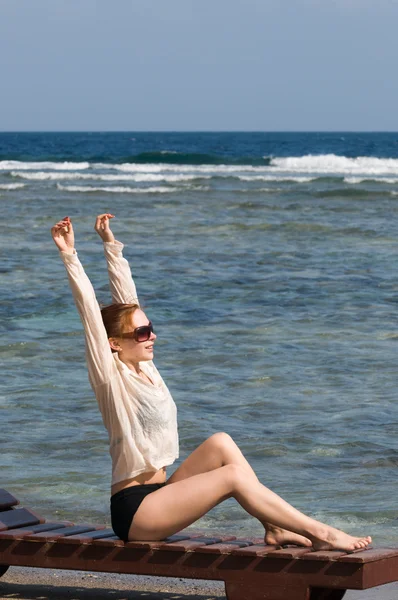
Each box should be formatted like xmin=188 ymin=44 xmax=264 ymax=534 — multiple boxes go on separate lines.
xmin=113 ymin=309 xmax=156 ymax=363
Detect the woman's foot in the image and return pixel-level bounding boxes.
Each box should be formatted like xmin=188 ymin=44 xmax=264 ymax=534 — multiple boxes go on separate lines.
xmin=312 ymin=526 xmax=372 ymax=552
xmin=265 ymin=525 xmax=312 ymax=547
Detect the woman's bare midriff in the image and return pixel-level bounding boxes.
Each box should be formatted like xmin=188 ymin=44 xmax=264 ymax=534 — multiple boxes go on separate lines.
xmin=111 ymin=466 xmax=167 ymax=496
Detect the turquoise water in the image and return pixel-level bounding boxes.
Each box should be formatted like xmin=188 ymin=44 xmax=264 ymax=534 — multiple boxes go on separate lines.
xmin=0 ymin=132 xmax=397 ymax=544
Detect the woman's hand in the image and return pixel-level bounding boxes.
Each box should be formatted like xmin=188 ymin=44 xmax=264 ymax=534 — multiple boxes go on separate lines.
xmin=51 ymin=217 xmax=75 ymax=254
xmin=95 ymin=213 xmax=115 ymax=243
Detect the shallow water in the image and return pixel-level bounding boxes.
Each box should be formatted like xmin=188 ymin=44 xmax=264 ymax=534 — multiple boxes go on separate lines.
xmin=0 ymin=132 xmax=397 ymax=544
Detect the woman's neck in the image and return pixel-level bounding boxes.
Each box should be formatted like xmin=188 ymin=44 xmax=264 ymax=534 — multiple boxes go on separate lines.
xmin=119 ymin=356 xmax=141 ymax=375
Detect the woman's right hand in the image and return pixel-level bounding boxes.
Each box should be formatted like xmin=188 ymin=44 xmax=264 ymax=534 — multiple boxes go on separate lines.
xmin=94 ymin=213 xmax=115 ymax=243
xmin=51 ymin=217 xmax=75 ymax=254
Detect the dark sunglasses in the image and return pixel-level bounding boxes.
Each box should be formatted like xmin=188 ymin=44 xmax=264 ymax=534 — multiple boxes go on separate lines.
xmin=121 ymin=321 xmax=154 ymax=343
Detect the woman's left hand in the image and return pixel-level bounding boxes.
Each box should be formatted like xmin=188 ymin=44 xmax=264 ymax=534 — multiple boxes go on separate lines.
xmin=95 ymin=213 xmax=115 ymax=243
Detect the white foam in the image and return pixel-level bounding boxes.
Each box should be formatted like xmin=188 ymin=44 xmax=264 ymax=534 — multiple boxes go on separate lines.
xmin=103 ymin=162 xmax=271 ymax=174
xmin=344 ymin=177 xmax=366 ymax=184
xmin=0 ymin=160 xmax=90 ymax=171
xmin=5 ymin=154 xmax=398 ymax=180
xmin=12 ymin=171 xmax=209 ymax=183
xmin=344 ymin=176 xmax=398 ymax=184
xmin=238 ymin=175 xmax=315 ymax=183
xmin=239 ymin=187 xmax=282 ymax=193
xmin=271 ymin=154 xmax=398 ymax=176
xmin=131 ymin=173 xmax=210 ymax=183
xmin=56 ymin=184 xmax=179 ymax=194
xmin=12 ymin=171 xmax=87 ymax=181
xmin=0 ymin=183 xmax=25 ymax=190
xmin=102 ymin=155 xmax=398 ymax=178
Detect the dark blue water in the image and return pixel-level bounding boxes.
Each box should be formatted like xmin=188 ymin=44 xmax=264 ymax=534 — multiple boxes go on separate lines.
xmin=1 ymin=131 xmax=398 ymax=163
xmin=0 ymin=132 xmax=397 ymax=545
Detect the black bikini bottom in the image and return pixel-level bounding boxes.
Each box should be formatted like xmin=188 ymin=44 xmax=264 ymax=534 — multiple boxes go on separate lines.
xmin=110 ymin=482 xmax=166 ymax=541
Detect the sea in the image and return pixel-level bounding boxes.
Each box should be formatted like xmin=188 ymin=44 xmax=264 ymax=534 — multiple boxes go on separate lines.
xmin=0 ymin=132 xmax=397 ymax=545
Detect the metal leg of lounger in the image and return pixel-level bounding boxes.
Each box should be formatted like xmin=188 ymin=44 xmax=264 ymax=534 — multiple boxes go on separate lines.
xmin=225 ymin=581 xmax=312 ymax=600
xmin=311 ymin=588 xmax=346 ymax=600
xmin=0 ymin=565 xmax=9 ymax=577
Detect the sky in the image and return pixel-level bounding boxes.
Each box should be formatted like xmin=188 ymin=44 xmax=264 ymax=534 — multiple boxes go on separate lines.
xmin=0 ymin=0 xmax=397 ymax=131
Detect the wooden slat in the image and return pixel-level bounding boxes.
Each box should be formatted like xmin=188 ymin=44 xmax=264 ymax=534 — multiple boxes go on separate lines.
xmin=300 ymin=549 xmax=348 ymax=561
xmin=246 ymin=537 xmax=265 ymax=545
xmin=338 ymin=548 xmax=398 ymax=563
xmin=266 ymin=547 xmax=314 ymax=559
xmin=92 ymin=535 xmax=125 ymax=547
xmin=0 ymin=508 xmax=43 ymax=531
xmin=156 ymin=535 xmax=237 ymax=552
xmin=96 ymin=531 xmax=205 ymax=549
xmin=125 ymin=532 xmax=202 ymax=550
xmin=62 ymin=528 xmax=116 ymax=544
xmin=195 ymin=538 xmax=264 ymax=554
xmin=23 ymin=524 xmax=105 ymax=542
xmin=230 ymin=543 xmax=280 ymax=557
xmin=0 ymin=521 xmax=73 ymax=540
xmin=0 ymin=489 xmax=19 ymax=510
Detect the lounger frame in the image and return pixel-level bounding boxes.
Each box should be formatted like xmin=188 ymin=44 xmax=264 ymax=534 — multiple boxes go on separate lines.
xmin=1 ymin=489 xmax=397 ymax=600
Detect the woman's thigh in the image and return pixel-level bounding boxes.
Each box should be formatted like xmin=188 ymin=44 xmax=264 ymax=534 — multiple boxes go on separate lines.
xmin=167 ymin=432 xmax=256 ymax=485
xmin=129 ymin=465 xmax=238 ymax=541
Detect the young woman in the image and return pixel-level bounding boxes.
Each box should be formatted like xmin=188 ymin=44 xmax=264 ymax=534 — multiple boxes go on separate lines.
xmin=51 ymin=214 xmax=371 ymax=551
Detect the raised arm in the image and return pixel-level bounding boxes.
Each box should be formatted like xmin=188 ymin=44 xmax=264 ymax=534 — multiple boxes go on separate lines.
xmin=94 ymin=213 xmax=139 ymax=305
xmin=51 ymin=217 xmax=117 ymax=388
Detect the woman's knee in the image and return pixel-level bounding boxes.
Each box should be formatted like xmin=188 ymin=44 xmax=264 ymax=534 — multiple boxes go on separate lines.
xmin=221 ymin=463 xmax=247 ymax=493
xmin=208 ymin=431 xmax=235 ymax=450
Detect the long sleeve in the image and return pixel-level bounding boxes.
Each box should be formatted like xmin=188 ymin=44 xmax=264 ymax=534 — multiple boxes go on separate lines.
xmin=60 ymin=250 xmax=117 ymax=387
xmin=103 ymin=241 xmax=139 ymax=306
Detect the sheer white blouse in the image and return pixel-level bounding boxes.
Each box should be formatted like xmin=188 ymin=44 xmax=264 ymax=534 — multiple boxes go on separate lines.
xmin=60 ymin=241 xmax=179 ymax=486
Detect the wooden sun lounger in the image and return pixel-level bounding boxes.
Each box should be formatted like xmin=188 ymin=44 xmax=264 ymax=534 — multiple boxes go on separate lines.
xmin=0 ymin=488 xmax=397 ymax=600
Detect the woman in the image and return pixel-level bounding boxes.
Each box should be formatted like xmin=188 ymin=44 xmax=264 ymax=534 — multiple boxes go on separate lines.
xmin=51 ymin=214 xmax=371 ymax=550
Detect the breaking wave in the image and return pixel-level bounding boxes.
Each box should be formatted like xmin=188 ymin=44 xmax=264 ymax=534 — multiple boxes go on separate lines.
xmin=238 ymin=175 xmax=316 ymax=183
xmin=271 ymin=155 xmax=398 ymax=176
xmin=0 ymin=183 xmax=25 ymax=190
xmin=0 ymin=160 xmax=90 ymax=171
xmin=97 ymin=151 xmax=272 ymax=166
xmin=56 ymin=184 xmax=180 ymax=194
xmin=12 ymin=171 xmax=210 ymax=183
xmin=3 ymin=155 xmax=398 ymax=177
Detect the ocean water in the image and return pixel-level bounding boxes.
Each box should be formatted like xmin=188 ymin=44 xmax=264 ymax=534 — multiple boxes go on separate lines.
xmin=0 ymin=132 xmax=397 ymax=545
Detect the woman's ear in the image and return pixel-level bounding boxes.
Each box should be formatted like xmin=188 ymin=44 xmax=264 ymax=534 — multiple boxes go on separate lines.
xmin=108 ymin=337 xmax=121 ymax=352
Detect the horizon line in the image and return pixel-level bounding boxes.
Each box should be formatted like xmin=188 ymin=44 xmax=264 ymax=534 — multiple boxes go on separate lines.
xmin=1 ymin=130 xmax=398 ymax=134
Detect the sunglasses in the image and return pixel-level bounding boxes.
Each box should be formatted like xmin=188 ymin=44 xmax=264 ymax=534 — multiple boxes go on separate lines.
xmin=120 ymin=321 xmax=154 ymax=343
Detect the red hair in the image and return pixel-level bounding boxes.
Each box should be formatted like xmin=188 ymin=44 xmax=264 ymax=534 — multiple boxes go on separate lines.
xmin=101 ymin=303 xmax=140 ymax=352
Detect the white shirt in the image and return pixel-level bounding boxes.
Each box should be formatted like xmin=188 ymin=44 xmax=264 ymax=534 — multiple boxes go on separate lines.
xmin=60 ymin=241 xmax=179 ymax=486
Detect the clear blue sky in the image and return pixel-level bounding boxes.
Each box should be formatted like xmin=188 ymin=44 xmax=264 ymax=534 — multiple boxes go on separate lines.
xmin=1 ymin=0 xmax=397 ymax=131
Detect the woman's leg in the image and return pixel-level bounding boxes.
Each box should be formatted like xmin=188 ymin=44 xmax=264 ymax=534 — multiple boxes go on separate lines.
xmin=167 ymin=432 xmax=310 ymax=546
xmin=129 ymin=463 xmax=371 ymax=552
